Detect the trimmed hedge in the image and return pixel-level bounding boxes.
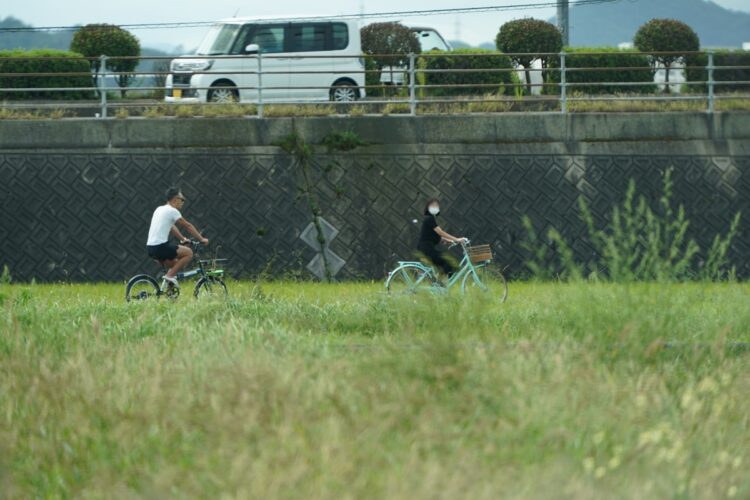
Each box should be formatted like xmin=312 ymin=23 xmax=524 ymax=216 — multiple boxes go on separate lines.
xmin=686 ymin=50 xmax=750 ymax=93
xmin=419 ymin=48 xmax=515 ymax=97
xmin=545 ymin=48 xmax=656 ymax=95
xmin=0 ymin=49 xmax=93 ymax=100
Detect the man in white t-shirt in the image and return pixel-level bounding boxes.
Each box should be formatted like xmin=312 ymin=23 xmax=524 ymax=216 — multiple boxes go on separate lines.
xmin=146 ymin=187 xmax=208 ymax=288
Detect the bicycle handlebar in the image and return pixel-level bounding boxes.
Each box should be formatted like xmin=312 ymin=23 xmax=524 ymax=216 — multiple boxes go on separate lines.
xmin=448 ymin=238 xmax=471 ymax=249
xmin=180 ymin=239 xmax=208 ymax=250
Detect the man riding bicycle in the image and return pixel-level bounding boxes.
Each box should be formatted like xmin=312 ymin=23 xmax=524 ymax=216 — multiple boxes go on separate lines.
xmin=146 ymin=187 xmax=208 ymax=288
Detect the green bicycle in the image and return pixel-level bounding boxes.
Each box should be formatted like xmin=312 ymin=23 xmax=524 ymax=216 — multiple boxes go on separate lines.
xmin=385 ymin=239 xmax=508 ymax=303
xmin=125 ymin=240 xmax=228 ymax=302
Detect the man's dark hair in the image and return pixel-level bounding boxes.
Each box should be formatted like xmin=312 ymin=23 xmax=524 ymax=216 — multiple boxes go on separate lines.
xmin=165 ymin=186 xmax=181 ymax=202
xmin=423 ymin=198 xmax=440 ymax=216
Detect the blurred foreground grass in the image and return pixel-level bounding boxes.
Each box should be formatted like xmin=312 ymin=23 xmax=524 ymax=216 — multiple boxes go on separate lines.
xmin=1 ymin=281 xmax=749 ymax=498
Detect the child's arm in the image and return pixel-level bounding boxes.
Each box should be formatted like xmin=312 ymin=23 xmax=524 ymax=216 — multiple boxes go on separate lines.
xmin=435 ymin=226 xmax=466 ymax=244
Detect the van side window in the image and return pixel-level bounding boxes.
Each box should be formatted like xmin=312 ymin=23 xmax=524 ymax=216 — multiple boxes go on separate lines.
xmin=331 ymin=23 xmax=349 ymax=50
xmin=249 ymin=26 xmax=285 ymax=54
xmin=290 ymin=24 xmax=327 ymax=52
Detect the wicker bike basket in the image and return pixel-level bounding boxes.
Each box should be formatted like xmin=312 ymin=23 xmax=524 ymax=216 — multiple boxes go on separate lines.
xmin=467 ymin=244 xmax=493 ymax=264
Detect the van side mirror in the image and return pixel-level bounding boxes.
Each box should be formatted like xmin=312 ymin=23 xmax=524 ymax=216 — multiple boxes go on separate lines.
xmin=245 ymin=44 xmax=260 ymax=54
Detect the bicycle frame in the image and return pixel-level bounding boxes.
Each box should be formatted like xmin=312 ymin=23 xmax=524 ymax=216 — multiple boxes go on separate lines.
xmin=388 ymin=241 xmax=488 ymax=292
xmin=176 ymin=257 xmax=226 ymax=283
xmin=125 ymin=240 xmax=229 ymax=302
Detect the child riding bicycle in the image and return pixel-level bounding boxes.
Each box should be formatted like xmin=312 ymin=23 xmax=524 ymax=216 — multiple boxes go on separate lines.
xmin=417 ymin=198 xmax=467 ymax=279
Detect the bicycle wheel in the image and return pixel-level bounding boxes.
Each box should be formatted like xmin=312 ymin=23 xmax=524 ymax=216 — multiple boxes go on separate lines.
xmin=461 ymin=264 xmax=508 ymax=304
xmin=194 ymin=276 xmax=228 ymax=298
xmin=386 ymin=264 xmax=434 ymax=295
xmin=125 ymin=274 xmax=160 ymax=302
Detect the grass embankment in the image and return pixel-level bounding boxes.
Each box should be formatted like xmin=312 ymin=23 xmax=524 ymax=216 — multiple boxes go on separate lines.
xmin=1 ymin=281 xmax=749 ymax=498
xmin=1 ymin=95 xmax=749 ymax=119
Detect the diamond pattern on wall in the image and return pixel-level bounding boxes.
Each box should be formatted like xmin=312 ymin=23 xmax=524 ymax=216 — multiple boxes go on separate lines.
xmin=0 ymin=152 xmax=748 ymax=282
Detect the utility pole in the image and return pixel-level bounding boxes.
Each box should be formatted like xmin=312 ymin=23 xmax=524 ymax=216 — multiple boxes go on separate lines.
xmin=557 ymin=0 xmax=569 ymax=46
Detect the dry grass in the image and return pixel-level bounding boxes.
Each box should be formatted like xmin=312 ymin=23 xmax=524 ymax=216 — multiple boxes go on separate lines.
xmin=0 ymin=107 xmax=72 ymax=120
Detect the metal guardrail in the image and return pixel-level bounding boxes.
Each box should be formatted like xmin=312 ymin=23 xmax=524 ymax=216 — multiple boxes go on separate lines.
xmin=0 ymin=51 xmax=748 ymax=117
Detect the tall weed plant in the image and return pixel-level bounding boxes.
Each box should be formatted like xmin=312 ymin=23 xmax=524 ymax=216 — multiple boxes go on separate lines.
xmin=524 ymin=168 xmax=741 ymax=282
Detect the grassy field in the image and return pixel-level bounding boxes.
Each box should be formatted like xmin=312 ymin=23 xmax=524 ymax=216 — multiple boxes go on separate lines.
xmin=1 ymin=281 xmax=749 ymax=499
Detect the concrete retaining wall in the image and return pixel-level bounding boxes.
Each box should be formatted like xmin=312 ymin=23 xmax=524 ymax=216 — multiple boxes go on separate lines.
xmin=1 ymin=113 xmax=748 ymax=282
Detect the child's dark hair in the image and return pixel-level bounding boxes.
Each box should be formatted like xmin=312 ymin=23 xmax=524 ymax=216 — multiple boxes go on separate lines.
xmin=165 ymin=186 xmax=181 ymax=201
xmin=423 ymin=198 xmax=440 ymax=216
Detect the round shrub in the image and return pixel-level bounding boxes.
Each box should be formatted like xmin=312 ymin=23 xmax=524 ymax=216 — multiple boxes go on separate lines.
xmin=634 ymin=19 xmax=700 ymax=92
xmin=0 ymin=49 xmax=93 ymax=100
xmin=360 ymin=22 xmax=421 ymax=73
xmin=496 ymin=18 xmax=562 ymax=93
xmin=71 ymin=24 xmax=140 ymax=94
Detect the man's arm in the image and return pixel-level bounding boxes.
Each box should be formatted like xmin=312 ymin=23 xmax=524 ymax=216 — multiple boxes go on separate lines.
xmin=176 ymin=218 xmax=208 ymax=245
xmin=170 ymin=225 xmax=187 ymax=242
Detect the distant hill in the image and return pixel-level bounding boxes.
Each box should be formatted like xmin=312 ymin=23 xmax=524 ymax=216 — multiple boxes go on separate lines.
xmin=0 ymin=16 xmax=178 ymax=72
xmin=554 ymin=0 xmax=750 ymax=48
xmin=0 ymin=16 xmax=74 ymax=50
xmin=448 ymin=40 xmax=497 ymax=51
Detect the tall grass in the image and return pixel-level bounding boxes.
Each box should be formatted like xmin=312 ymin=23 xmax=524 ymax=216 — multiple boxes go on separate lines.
xmin=1 ymin=281 xmax=749 ymax=498
xmin=523 ymin=168 xmax=741 ymax=282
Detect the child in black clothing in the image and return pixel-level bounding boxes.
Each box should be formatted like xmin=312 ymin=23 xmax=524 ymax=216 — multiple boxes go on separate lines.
xmin=417 ymin=198 xmax=467 ymax=277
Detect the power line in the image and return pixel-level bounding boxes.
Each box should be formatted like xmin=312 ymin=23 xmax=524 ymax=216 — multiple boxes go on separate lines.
xmin=0 ymin=0 xmax=620 ymax=33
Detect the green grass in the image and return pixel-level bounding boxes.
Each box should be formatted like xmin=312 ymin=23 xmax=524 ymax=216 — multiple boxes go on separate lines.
xmin=1 ymin=281 xmax=749 ymax=498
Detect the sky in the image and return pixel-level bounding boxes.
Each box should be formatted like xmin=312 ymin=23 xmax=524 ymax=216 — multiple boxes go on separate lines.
xmin=4 ymin=0 xmax=750 ymax=51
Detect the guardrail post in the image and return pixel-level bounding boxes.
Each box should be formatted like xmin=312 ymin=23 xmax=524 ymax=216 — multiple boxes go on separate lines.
xmin=99 ymin=55 xmax=108 ymax=118
xmin=560 ymin=52 xmax=567 ymax=114
xmin=408 ymin=53 xmax=417 ymax=116
xmin=707 ymin=50 xmax=715 ymax=114
xmin=257 ymin=53 xmax=264 ymax=118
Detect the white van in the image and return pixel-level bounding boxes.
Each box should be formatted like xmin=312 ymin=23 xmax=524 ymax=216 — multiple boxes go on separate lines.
xmin=165 ymin=17 xmax=366 ymax=104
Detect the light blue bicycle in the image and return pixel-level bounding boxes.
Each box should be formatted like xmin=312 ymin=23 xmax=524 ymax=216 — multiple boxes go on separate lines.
xmin=385 ymin=239 xmax=508 ymax=303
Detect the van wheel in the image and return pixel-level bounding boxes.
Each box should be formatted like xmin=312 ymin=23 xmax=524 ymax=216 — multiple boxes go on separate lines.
xmin=330 ymin=83 xmax=358 ymax=102
xmin=208 ymin=85 xmax=238 ymax=103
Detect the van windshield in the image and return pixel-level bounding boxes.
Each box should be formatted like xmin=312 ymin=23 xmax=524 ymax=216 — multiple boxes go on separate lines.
xmin=415 ymin=30 xmax=450 ymax=52
xmin=196 ymin=24 xmax=242 ymax=55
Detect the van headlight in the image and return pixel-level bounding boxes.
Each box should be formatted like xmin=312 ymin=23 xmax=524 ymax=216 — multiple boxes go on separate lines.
xmin=171 ymin=60 xmax=214 ymax=72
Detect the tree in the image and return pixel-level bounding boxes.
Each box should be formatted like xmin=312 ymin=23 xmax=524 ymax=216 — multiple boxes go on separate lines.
xmin=634 ymin=19 xmax=700 ymax=93
xmin=71 ymin=24 xmax=141 ymax=97
xmin=360 ymin=22 xmax=421 ymax=87
xmin=496 ymin=18 xmax=562 ymax=94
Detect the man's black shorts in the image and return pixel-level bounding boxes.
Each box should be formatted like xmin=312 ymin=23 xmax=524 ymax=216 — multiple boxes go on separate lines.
xmin=147 ymin=242 xmax=178 ymax=261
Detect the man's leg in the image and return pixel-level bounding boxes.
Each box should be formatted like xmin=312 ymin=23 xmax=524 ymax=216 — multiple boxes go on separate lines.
xmin=165 ymin=245 xmax=193 ymax=279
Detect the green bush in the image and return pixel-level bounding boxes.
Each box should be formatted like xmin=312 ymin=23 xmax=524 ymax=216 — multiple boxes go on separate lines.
xmin=686 ymin=50 xmax=750 ymax=93
xmin=360 ymin=22 xmax=420 ymax=74
xmin=496 ymin=18 xmax=562 ymax=93
xmin=419 ymin=48 xmax=515 ymax=97
xmin=634 ymin=19 xmax=700 ymax=93
xmin=0 ymin=49 xmax=93 ymax=100
xmin=544 ymin=47 xmax=656 ymax=95
xmin=71 ymin=24 xmax=141 ymax=96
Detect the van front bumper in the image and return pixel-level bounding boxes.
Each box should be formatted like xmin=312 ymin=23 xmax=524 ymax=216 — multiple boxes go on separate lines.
xmin=164 ymin=73 xmax=206 ymax=103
